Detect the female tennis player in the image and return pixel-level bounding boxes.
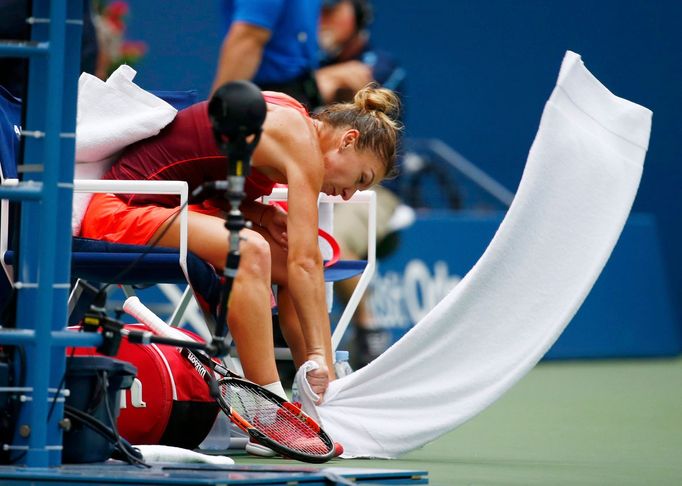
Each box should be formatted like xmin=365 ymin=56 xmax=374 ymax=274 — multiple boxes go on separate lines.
xmin=80 ymin=84 xmax=401 ymax=403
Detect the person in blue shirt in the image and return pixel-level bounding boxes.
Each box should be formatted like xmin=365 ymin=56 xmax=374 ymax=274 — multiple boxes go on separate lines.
xmin=212 ymin=0 xmax=324 ymax=109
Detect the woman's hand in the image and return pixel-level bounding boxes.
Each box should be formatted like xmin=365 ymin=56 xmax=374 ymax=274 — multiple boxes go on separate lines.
xmin=260 ymin=204 xmax=288 ymax=250
xmin=305 ymin=353 xmax=331 ymax=404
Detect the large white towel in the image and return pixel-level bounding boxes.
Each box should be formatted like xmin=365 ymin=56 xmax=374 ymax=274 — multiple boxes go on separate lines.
xmin=72 ymin=65 xmax=177 ymax=235
xmin=295 ymin=51 xmax=652 ymax=458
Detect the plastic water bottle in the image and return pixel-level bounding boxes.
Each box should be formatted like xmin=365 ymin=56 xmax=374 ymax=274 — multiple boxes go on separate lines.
xmin=291 ymin=380 xmax=300 ymax=403
xmin=198 ymin=412 xmax=232 ymax=451
xmin=334 ymin=350 xmax=353 ymax=378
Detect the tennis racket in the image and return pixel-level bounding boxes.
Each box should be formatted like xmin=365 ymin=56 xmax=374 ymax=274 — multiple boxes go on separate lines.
xmin=122 ymin=297 xmax=336 ymax=463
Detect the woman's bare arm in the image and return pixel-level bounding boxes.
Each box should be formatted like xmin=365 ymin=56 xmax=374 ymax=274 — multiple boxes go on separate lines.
xmin=253 ymin=108 xmax=335 ymax=393
xmin=211 ymin=22 xmax=270 ymax=95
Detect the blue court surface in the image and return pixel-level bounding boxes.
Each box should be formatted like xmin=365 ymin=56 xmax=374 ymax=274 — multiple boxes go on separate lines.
xmin=0 ymin=463 xmax=427 ymax=485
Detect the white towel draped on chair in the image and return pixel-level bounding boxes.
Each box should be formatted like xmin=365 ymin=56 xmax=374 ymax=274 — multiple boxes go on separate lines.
xmin=72 ymin=65 xmax=177 ymax=235
xmin=295 ymin=51 xmax=653 ymax=458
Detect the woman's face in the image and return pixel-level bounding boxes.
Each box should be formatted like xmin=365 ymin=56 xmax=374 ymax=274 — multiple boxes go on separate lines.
xmin=321 ymin=129 xmax=385 ymax=200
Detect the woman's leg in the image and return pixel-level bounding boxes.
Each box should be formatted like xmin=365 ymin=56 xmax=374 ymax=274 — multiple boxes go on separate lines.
xmin=153 ymin=211 xmax=279 ymax=386
xmin=276 ymin=286 xmax=308 ymax=368
xmin=249 ymin=225 xmax=311 ymax=370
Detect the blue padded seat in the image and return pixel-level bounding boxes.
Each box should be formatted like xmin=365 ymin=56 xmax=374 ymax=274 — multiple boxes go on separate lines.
xmin=3 ymin=240 xmax=220 ymax=307
xmin=323 ymin=259 xmax=367 ymax=282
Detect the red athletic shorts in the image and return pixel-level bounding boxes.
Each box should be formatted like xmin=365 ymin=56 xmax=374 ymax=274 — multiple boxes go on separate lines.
xmin=80 ymin=193 xmax=221 ymax=245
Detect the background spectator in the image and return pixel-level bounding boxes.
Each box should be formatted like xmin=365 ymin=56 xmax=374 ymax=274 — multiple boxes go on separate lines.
xmin=316 ymin=0 xmax=405 ymax=104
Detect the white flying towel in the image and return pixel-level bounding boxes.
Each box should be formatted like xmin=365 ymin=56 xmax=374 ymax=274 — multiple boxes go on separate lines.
xmin=133 ymin=445 xmax=234 ymax=465
xmin=295 ymin=51 xmax=652 ymax=458
xmin=72 ymin=65 xmax=177 ymax=235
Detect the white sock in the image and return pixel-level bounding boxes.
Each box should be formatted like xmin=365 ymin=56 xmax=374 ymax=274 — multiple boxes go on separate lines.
xmin=263 ymin=381 xmax=288 ymax=401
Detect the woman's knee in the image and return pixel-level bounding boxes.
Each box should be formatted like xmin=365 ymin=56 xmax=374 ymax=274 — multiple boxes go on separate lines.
xmin=239 ymin=231 xmax=271 ymax=276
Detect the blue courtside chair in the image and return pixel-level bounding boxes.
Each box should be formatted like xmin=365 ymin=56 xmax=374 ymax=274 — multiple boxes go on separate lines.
xmin=1 ymin=87 xmax=222 ymax=330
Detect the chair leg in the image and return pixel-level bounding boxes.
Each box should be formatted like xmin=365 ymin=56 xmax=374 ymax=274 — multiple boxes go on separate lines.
xmin=158 ymin=283 xmax=213 ymax=341
xmin=67 ymin=279 xmax=101 ymax=325
xmin=162 ymin=284 xmax=193 ymax=326
xmin=121 ymin=285 xmax=137 ymax=298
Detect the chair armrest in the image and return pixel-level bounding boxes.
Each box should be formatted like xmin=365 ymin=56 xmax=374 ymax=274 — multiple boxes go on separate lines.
xmin=73 ymin=179 xmax=190 ymax=281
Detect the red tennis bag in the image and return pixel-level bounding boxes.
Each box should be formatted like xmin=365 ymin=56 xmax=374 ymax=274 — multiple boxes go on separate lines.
xmin=72 ymin=324 xmax=219 ymax=448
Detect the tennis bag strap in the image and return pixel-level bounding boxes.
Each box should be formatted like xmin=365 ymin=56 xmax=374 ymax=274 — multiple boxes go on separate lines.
xmin=72 ymin=324 xmax=219 ymax=449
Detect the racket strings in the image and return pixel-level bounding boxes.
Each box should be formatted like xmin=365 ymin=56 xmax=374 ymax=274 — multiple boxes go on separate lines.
xmin=218 ymin=379 xmax=330 ymax=455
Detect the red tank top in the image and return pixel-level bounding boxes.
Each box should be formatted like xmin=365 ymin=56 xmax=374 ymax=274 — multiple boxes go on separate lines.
xmin=104 ymin=92 xmax=308 ymax=207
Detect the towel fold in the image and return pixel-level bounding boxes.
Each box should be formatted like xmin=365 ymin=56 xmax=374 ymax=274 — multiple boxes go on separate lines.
xmin=308 ymin=51 xmax=652 ymax=458
xmin=75 ymin=65 xmax=177 ymax=163
xmin=72 ymin=65 xmax=178 ymax=235
xmin=293 ymin=360 xmax=322 ymax=421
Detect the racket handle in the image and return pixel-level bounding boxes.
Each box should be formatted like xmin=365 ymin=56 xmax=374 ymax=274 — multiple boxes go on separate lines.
xmin=122 ymin=296 xmax=196 ymax=343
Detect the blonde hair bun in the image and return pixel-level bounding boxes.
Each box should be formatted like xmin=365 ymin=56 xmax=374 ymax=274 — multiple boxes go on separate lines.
xmin=353 ymin=84 xmax=401 ymax=120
